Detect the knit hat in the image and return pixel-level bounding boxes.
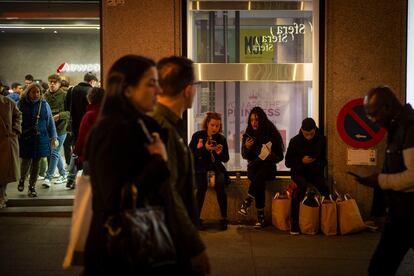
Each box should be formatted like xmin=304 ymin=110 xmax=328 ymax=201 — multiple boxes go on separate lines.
xmin=301 ymin=117 xmax=317 ymax=131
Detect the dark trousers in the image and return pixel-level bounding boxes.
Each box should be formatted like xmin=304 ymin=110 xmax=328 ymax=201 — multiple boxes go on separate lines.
xmin=20 ymin=157 xmax=41 ymax=186
xmin=196 ymin=172 xmax=227 ymax=218
xmin=63 ymin=131 xmax=74 ymax=166
xmin=290 ymin=172 xmax=328 ymax=224
xmin=247 ymin=167 xmax=274 ymax=210
xmin=368 ymin=221 xmax=414 ymax=276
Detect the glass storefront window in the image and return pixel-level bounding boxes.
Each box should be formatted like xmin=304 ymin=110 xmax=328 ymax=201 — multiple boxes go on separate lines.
xmin=187 ymin=0 xmax=319 ymax=172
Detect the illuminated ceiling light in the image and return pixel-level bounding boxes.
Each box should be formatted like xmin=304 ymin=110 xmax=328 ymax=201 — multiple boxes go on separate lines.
xmin=53 ymin=30 xmax=58 ymax=34
xmin=0 ymin=24 xmax=100 ymax=30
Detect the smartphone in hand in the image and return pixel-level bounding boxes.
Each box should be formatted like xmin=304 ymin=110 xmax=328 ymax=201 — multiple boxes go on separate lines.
xmin=243 ymin=133 xmax=255 ymax=141
xmin=137 ymin=118 xmax=154 ymax=143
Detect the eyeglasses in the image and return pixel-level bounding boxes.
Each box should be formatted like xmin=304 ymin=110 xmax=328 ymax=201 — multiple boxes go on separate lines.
xmin=192 ymin=81 xmax=202 ymax=86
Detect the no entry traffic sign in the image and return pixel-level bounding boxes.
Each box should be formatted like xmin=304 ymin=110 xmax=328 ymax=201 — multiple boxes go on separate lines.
xmin=336 ymin=98 xmax=386 ymax=148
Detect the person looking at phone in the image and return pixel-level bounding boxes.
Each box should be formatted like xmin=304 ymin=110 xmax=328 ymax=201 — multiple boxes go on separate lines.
xmin=238 ymin=106 xmax=284 ymax=228
xmin=189 ymin=112 xmax=230 ymax=230
xmin=285 ymin=117 xmax=329 ymax=235
xmin=354 ymin=85 xmax=414 ymax=276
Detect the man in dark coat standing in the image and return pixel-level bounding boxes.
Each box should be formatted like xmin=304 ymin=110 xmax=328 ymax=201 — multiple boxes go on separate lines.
xmin=285 ymin=117 xmax=329 ymax=235
xmin=355 ymin=85 xmax=414 ymax=276
xmin=65 ymin=72 xmax=98 ymax=189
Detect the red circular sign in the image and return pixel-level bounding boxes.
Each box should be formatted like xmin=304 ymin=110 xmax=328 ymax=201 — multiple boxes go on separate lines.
xmin=336 ymin=98 xmax=386 ymax=148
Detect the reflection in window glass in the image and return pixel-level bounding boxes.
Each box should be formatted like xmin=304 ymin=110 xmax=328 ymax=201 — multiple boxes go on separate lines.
xmin=188 ymin=1 xmax=317 ymax=172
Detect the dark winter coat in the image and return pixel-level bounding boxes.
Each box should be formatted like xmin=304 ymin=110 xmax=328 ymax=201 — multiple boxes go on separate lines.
xmin=242 ymin=122 xmax=284 ymax=178
xmin=380 ymin=104 xmax=414 ymax=223
xmin=285 ymin=127 xmax=327 ymax=176
xmin=65 ymin=82 xmax=91 ymax=140
xmin=189 ymin=130 xmax=230 ymax=176
xmin=151 ymin=103 xmax=206 ymax=266
xmin=18 ymin=97 xmax=57 ymax=159
xmin=84 ymin=111 xmax=170 ymax=275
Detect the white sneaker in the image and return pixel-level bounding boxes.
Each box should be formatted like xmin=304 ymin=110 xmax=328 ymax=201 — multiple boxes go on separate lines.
xmin=38 ymin=175 xmax=45 ymax=180
xmin=42 ymin=178 xmax=52 ymax=188
xmin=54 ymin=176 xmax=67 ymax=184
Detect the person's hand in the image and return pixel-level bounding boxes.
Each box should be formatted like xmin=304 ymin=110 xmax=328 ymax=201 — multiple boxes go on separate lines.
xmin=205 ymin=141 xmax=216 ymax=151
xmin=50 ymin=138 xmax=58 ymax=149
xmin=215 ymin=144 xmax=223 ymax=155
xmin=191 ymin=249 xmax=211 ymax=275
xmin=302 ymin=155 xmax=315 ymax=164
xmin=197 ymin=138 xmax=203 ymax=149
xmin=245 ymin=137 xmax=254 ymax=149
xmin=355 ymin=173 xmax=379 ymax=188
xmin=145 ymin=132 xmax=167 ymax=161
xmin=53 ymin=114 xmax=60 ymax=122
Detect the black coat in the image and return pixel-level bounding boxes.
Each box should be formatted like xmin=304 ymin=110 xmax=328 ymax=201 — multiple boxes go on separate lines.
xmin=189 ymin=130 xmax=229 ymax=174
xmin=84 ymin=112 xmax=170 ymax=275
xmin=241 ymin=123 xmax=284 ymax=177
xmin=382 ymin=104 xmax=414 ymax=223
xmin=285 ymin=128 xmax=327 ymax=176
xmin=65 ymin=82 xmax=91 ymax=140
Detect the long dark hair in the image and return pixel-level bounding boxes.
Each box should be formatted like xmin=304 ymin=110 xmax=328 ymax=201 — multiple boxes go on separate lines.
xmin=245 ymin=106 xmax=284 ymax=151
xmin=100 ymin=55 xmax=156 ymax=117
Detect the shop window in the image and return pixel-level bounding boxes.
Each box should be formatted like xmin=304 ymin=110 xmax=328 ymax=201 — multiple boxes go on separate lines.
xmin=187 ymin=1 xmax=319 ymax=172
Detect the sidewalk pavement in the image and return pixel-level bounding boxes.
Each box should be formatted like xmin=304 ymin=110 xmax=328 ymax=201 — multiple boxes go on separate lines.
xmin=0 ymin=217 xmax=413 ymax=276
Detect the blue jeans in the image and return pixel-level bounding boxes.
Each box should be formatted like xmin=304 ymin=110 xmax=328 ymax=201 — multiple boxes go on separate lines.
xmin=45 ymin=133 xmax=67 ymax=180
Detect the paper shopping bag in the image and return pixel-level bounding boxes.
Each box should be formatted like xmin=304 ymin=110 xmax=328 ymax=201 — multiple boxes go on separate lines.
xmin=299 ymin=195 xmax=320 ymax=235
xmin=271 ymin=192 xmax=291 ymax=231
xmin=320 ymin=195 xmax=337 ymax=236
xmin=63 ymin=175 xmax=92 ymax=268
xmin=337 ymin=193 xmax=366 ymax=235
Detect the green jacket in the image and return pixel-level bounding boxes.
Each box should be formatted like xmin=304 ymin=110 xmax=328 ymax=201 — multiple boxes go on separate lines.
xmin=150 ymin=103 xmax=206 ymax=262
xmin=44 ymin=88 xmax=70 ymax=136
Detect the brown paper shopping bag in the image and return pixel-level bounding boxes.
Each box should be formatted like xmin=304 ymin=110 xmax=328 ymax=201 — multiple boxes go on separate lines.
xmin=63 ymin=175 xmax=92 ymax=268
xmin=320 ymin=195 xmax=337 ymax=236
xmin=299 ymin=195 xmax=320 ymax=235
xmin=271 ymin=192 xmax=291 ymax=231
xmin=337 ymin=193 xmax=366 ymax=235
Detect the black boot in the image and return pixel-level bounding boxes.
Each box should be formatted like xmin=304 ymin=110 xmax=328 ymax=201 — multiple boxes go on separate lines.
xmin=254 ymin=209 xmax=265 ymax=229
xmin=238 ymin=196 xmax=253 ymax=216
xmin=17 ymin=179 xmax=24 ymax=192
xmin=28 ymin=185 xmax=37 ymax=198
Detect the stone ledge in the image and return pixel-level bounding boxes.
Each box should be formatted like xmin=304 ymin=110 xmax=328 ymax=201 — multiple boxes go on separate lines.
xmin=201 ymin=178 xmax=291 ymax=224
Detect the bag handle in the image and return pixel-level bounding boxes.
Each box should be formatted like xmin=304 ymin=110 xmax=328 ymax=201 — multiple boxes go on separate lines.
xmin=119 ymin=183 xmax=139 ymax=211
xmin=301 ymin=195 xmax=320 ymax=206
xmin=343 ymin=193 xmax=353 ymax=201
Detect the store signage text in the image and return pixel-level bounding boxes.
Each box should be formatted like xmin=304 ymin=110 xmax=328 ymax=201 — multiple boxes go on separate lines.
xmin=245 ymin=23 xmax=306 ymax=55
xmin=56 ymin=63 xmax=100 ymax=73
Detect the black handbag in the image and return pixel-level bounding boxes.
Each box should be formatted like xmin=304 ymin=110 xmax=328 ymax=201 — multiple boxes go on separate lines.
xmin=104 ymin=183 xmax=176 ymax=270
